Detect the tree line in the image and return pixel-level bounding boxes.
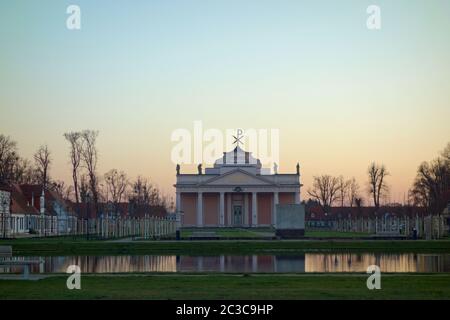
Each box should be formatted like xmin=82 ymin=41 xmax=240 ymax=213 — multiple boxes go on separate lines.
xmin=0 ymin=132 xmax=173 ymax=217
xmin=307 ymin=142 xmax=449 ymax=216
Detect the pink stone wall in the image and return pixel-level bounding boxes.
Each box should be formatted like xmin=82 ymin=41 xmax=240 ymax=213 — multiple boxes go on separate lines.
xmin=203 ymin=193 xmax=219 ymax=226
xmin=257 ymin=193 xmax=272 ymax=225
xmin=181 ymin=193 xmax=196 ymax=226
xmin=279 ymin=192 xmax=295 ymax=205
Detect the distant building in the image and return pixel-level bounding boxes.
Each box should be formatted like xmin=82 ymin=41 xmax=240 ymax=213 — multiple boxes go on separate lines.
xmin=10 ymin=184 xmax=77 ymax=235
xmin=0 ymin=184 xmax=11 ymax=237
xmin=175 ymin=146 xmax=302 ymax=227
xmin=9 ymin=184 xmax=40 ymax=234
xmin=20 ymin=185 xmax=70 ymax=233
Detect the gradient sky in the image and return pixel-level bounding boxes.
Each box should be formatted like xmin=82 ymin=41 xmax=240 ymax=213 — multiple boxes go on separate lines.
xmin=1 ymin=0 xmax=449 ymax=203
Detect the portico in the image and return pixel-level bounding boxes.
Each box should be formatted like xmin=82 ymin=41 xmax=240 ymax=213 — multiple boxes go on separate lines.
xmin=175 ymin=146 xmax=301 ymax=227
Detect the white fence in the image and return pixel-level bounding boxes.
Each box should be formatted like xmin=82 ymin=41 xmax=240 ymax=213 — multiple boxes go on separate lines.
xmin=0 ymin=214 xmax=177 ymax=240
xmin=307 ymin=215 xmax=449 ymax=239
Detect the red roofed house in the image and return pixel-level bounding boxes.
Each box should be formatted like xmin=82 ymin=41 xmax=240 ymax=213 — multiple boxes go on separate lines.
xmin=17 ymin=184 xmax=76 ymax=235
xmin=9 ymin=184 xmax=40 ymax=235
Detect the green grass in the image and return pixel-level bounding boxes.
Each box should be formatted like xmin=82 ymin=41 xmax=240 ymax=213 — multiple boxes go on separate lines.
xmin=2 ymin=238 xmax=450 ymax=256
xmin=305 ymin=231 xmax=371 ymax=238
xmin=1 ymin=273 xmax=450 ymax=299
xmin=181 ymin=227 xmax=274 ymax=238
xmin=181 ymin=228 xmax=381 ymax=239
xmin=181 ymin=228 xmax=375 ymax=239
xmin=181 ymin=227 xmax=275 ymax=239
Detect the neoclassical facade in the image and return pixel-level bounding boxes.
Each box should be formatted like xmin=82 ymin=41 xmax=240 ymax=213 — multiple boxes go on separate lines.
xmin=175 ymin=146 xmax=302 ymax=227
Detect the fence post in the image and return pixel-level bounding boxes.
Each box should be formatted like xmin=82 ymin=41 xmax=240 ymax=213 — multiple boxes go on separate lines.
xmin=158 ymin=217 xmax=162 ymax=237
xmin=151 ymin=217 xmax=155 ymax=238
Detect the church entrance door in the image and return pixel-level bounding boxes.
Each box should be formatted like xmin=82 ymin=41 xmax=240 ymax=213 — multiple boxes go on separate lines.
xmin=233 ymin=205 xmax=243 ymax=226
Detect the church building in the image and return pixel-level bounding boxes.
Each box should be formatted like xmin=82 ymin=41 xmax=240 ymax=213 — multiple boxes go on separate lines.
xmin=175 ymin=146 xmax=302 ymax=227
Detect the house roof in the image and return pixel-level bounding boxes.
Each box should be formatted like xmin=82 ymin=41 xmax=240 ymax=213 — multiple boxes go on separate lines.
xmin=9 ymin=184 xmax=40 ymax=215
xmin=16 ymin=184 xmax=75 ymax=216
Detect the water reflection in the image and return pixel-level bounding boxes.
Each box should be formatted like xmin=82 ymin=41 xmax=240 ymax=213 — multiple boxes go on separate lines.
xmin=1 ymin=253 xmax=450 ymax=274
xmin=305 ymin=253 xmax=450 ymax=273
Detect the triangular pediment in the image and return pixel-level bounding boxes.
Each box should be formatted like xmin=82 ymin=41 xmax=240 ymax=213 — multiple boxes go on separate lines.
xmin=201 ymin=169 xmax=273 ymax=186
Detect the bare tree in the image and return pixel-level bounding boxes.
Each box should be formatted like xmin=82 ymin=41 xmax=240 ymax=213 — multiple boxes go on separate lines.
xmin=79 ymin=174 xmax=90 ymax=203
xmin=11 ymin=158 xmax=39 ymax=184
xmin=307 ymin=175 xmax=340 ymax=212
xmin=163 ymin=193 xmax=175 ymax=212
xmin=129 ymin=176 xmax=167 ymax=216
xmin=0 ymin=135 xmax=41 ymax=185
xmin=347 ymin=177 xmax=360 ymax=208
xmin=355 ymin=197 xmax=364 ymax=216
xmin=410 ymin=155 xmax=449 ymax=215
xmin=34 ymin=145 xmax=52 ymax=188
xmin=64 ymin=132 xmax=83 ymax=206
xmin=0 ymin=134 xmax=19 ymax=183
xmin=355 ymin=197 xmax=364 ymax=207
xmin=367 ymin=162 xmax=389 ymax=213
xmin=50 ymin=180 xmax=73 ymax=200
xmin=337 ymin=176 xmax=351 ymax=207
xmin=104 ymin=169 xmax=129 ymax=216
xmin=441 ymin=142 xmax=450 ymax=162
xmin=129 ymin=176 xmax=151 ymax=206
xmin=80 ymin=130 xmax=99 ymax=215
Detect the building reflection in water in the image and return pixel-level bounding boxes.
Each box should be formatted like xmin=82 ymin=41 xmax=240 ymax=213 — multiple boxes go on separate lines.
xmin=1 ymin=253 xmax=450 ymax=274
xmin=305 ymin=253 xmax=450 ymax=273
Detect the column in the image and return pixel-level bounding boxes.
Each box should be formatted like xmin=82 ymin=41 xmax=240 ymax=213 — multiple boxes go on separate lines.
xmin=273 ymin=192 xmax=279 ymax=226
xmin=176 ymin=192 xmax=181 ymax=229
xmin=244 ymin=194 xmax=249 ymax=226
xmin=197 ymin=192 xmax=203 ymax=227
xmin=219 ymin=192 xmax=225 ymax=227
xmin=252 ymin=192 xmax=257 ymax=227
xmin=227 ymin=194 xmax=232 ymax=226
xmin=295 ymin=191 xmax=301 ymax=204
xmin=176 ymin=192 xmax=181 ymax=213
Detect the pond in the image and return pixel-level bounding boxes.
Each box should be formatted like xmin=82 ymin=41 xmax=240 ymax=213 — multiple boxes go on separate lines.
xmin=2 ymin=253 xmax=450 ymax=274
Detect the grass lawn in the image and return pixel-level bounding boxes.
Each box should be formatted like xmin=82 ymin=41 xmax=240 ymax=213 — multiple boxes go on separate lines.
xmin=1 ymin=238 xmax=450 ymax=256
xmin=181 ymin=227 xmax=274 ymax=238
xmin=304 ymin=230 xmax=371 ymax=238
xmin=180 ymin=228 xmax=371 ymax=239
xmin=1 ymin=273 xmax=450 ymax=300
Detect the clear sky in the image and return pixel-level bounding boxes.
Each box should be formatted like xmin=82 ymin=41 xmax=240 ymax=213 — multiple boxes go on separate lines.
xmin=1 ymin=0 xmax=449 ymax=203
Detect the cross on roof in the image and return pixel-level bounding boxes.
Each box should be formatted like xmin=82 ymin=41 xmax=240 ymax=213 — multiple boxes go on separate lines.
xmin=233 ymin=129 xmax=244 ymax=147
